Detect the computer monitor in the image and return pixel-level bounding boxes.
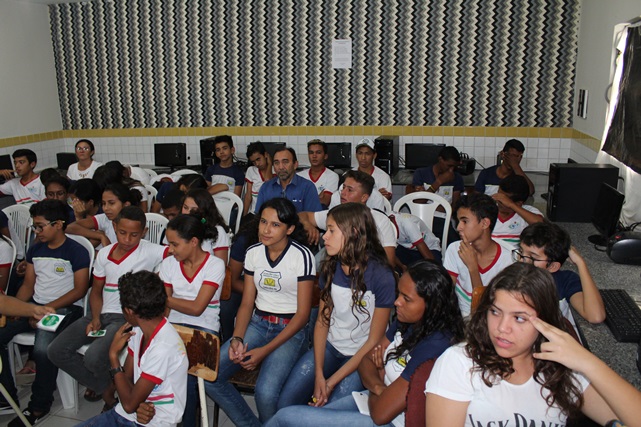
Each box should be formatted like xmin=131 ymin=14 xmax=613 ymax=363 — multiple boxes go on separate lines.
xmin=154 ymin=143 xmax=187 ymax=171
xmin=261 ymin=142 xmax=286 ymax=159
xmin=57 ymin=153 xmax=78 ymax=170
xmin=404 ymin=144 xmax=445 ymax=170
xmin=325 ymin=142 xmax=352 ymax=170
xmin=0 ymin=154 xmax=12 ymax=171
xmin=588 ymin=182 xmax=624 ymax=246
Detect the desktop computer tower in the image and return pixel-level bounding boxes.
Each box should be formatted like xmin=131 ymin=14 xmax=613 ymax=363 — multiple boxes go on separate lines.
xmin=200 ymin=137 xmax=217 ymax=174
xmin=546 ymin=163 xmax=619 ymax=222
xmin=374 ymin=136 xmax=399 ymax=175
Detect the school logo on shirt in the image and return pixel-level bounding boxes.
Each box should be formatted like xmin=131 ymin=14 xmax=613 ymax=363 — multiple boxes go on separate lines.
xmin=358 ymin=294 xmax=372 ymax=309
xmin=54 ymin=262 xmax=67 ymax=275
xmin=259 ymin=271 xmax=282 ymax=292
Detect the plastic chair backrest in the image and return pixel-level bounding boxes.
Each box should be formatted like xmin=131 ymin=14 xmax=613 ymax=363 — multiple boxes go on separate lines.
xmin=171 ymin=169 xmax=199 ymax=178
xmin=393 ymin=192 xmax=452 ymax=254
xmin=212 ymin=191 xmax=243 ymax=235
xmin=2 ymin=205 xmax=32 ymax=258
xmin=142 ymin=168 xmax=158 ymax=177
xmin=1 ymin=235 xmax=17 ymax=294
xmin=145 ymin=185 xmax=158 ymax=212
xmin=381 ymin=196 xmax=393 ymax=214
xmin=144 ymin=213 xmax=169 ymax=245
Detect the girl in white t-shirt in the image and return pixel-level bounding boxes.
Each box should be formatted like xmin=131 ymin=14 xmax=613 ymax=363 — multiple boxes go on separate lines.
xmin=279 ymin=202 xmax=396 ymax=409
xmin=205 ymin=197 xmax=315 ymax=426
xmin=425 ymin=263 xmax=641 ymax=427
xmin=160 ymin=214 xmax=226 ymax=427
xmin=67 ymin=182 xmax=142 ymax=247
xmin=181 ymin=188 xmax=231 ymax=262
xmin=67 ymin=139 xmax=102 ymax=181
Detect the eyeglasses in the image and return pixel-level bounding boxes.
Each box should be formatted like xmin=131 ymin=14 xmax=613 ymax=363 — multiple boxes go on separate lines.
xmin=512 ymin=249 xmax=549 ymax=265
xmin=30 ymin=220 xmax=63 ymax=233
xmin=75 ymin=146 xmax=92 ymax=152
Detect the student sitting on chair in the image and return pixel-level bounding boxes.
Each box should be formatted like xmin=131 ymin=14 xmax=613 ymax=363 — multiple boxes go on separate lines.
xmin=353 ymin=138 xmax=393 ymax=200
xmin=205 ymin=135 xmax=245 ymax=197
xmin=410 ymin=146 xmax=464 ymax=207
xmin=297 ymin=139 xmax=339 ymax=209
xmin=389 ymin=211 xmax=442 ymax=269
xmin=490 ymin=174 xmax=543 ymax=248
xmin=244 ymin=141 xmax=274 ymax=219
xmin=0 ymin=149 xmax=45 ymax=206
xmin=0 ymin=200 xmax=90 ymax=427
xmin=77 ymin=271 xmax=188 ymax=427
xmin=68 ymin=179 xmax=102 ymax=222
xmin=474 ymin=139 xmax=534 ymax=196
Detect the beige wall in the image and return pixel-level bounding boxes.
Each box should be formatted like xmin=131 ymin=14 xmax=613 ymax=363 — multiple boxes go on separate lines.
xmin=573 ymin=0 xmax=641 ymax=140
xmin=0 ymin=0 xmax=61 ymax=139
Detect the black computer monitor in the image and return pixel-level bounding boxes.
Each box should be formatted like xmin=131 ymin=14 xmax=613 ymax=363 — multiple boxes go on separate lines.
xmin=57 ymin=152 xmax=77 ymax=170
xmin=154 ymin=143 xmax=187 ymax=171
xmin=261 ymin=142 xmax=286 ymax=159
xmin=588 ymin=182 xmax=624 ymax=246
xmin=325 ymin=142 xmax=352 ymax=170
xmin=0 ymin=154 xmax=12 ymax=171
xmin=404 ymin=144 xmax=445 ymax=170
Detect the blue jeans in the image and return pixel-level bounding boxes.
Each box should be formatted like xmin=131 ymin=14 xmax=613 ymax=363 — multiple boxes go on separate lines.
xmin=0 ymin=304 xmax=82 ymax=412
xmin=204 ymin=314 xmax=307 ymax=427
xmin=265 ymin=393 xmax=394 ymax=427
xmin=75 ymin=408 xmax=138 ymax=426
xmin=48 ymin=313 xmax=126 ymax=394
xmin=277 ymin=342 xmax=363 ymax=408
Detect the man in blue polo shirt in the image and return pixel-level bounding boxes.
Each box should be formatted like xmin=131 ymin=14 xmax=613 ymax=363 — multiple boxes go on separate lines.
xmin=256 ymin=147 xmax=322 ymax=213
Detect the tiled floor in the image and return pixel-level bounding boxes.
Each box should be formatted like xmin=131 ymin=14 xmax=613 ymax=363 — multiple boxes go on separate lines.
xmin=0 ymin=379 xmax=255 ymax=426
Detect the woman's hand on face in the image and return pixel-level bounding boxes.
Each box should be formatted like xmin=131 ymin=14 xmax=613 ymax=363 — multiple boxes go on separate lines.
xmin=228 ymin=340 xmax=247 ymax=364
xmin=530 ymin=316 xmax=594 ymax=371
xmin=239 ymin=346 xmax=268 ymax=371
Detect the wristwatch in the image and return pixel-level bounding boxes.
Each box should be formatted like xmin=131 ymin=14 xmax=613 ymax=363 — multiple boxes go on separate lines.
xmin=109 ymin=366 xmax=124 ymax=380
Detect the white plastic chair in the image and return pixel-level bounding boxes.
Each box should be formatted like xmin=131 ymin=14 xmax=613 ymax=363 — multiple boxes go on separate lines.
xmin=212 ymin=191 xmax=243 ymax=235
xmin=144 ymin=185 xmax=158 ymax=212
xmin=2 ymin=205 xmax=32 ymax=259
xmin=142 ymin=168 xmax=158 ymax=177
xmin=171 ymin=169 xmax=199 ymax=178
xmin=8 ymin=234 xmax=95 ymax=412
xmin=149 ymin=174 xmax=174 ymax=186
xmin=381 ymin=196 xmax=393 ymax=214
xmin=1 ymin=236 xmax=17 ymax=295
xmin=393 ymin=192 xmax=452 ymax=254
xmin=145 ymin=213 xmax=169 ymax=245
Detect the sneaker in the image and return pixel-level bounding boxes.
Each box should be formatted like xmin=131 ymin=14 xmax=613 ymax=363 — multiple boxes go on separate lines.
xmin=7 ymin=408 xmax=49 ymax=427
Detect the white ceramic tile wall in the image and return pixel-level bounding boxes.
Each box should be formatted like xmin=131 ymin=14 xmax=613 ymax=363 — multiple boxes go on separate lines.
xmin=9 ymin=134 xmax=595 ymax=173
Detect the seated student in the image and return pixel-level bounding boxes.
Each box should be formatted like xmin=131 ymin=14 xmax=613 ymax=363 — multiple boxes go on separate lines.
xmin=105 ymin=161 xmax=149 ymax=212
xmin=204 ymin=135 xmax=245 ymax=197
xmin=353 ymin=138 xmax=393 ymax=200
xmin=39 ymin=168 xmax=62 ymax=186
xmin=299 ymin=170 xmax=398 ymax=265
xmin=160 ymin=214 xmax=226 ymax=427
xmin=491 ymin=174 xmax=543 ymax=248
xmin=411 ymin=146 xmax=464 ymax=207
xmin=0 ymin=149 xmax=45 ymax=206
xmin=389 ymin=211 xmax=442 ymax=269
xmin=44 ymin=175 xmax=75 ymax=224
xmin=0 ymin=200 xmax=90 ymax=426
xmin=297 ymin=139 xmax=339 ymax=208
xmin=67 ymin=139 xmax=102 ymax=181
xmin=49 ymin=206 xmax=169 ymax=412
xmin=68 ymin=178 xmax=102 ymax=221
xmin=181 ymin=188 xmax=231 ymax=262
xmin=77 ymin=271 xmax=188 ymax=427
xmin=267 ymin=260 xmax=465 ymax=427
xmin=124 ymin=164 xmax=151 ymax=185
xmin=444 ymin=193 xmax=513 ymax=317
xmin=425 ymin=263 xmax=641 ymax=427
xmin=67 ymin=182 xmax=142 ymax=248
xmin=517 ymin=221 xmax=605 ymax=327
xmin=244 ymin=141 xmax=274 ymax=218
xmin=158 ymin=188 xmax=183 ymax=221
xmin=474 ymin=139 xmax=534 ymax=196
xmin=151 ymin=174 xmax=207 ymax=213
xmin=278 ymin=203 xmax=395 ymax=409
xmin=205 ymin=198 xmax=315 ymax=426
xmin=256 ymin=147 xmax=322 ymax=213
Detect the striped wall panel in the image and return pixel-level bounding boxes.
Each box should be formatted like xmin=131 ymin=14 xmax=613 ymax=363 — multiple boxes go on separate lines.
xmin=49 ymin=0 xmax=580 ymax=130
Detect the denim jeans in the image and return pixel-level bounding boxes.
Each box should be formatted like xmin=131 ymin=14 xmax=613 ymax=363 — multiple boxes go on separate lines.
xmin=48 ymin=313 xmax=126 ymax=394
xmin=265 ymin=393 xmax=395 ymax=427
xmin=0 ymin=304 xmax=82 ymax=412
xmin=277 ymin=341 xmax=363 ymax=409
xmin=204 ymin=314 xmax=307 ymax=427
xmin=75 ymin=408 xmax=138 ymax=426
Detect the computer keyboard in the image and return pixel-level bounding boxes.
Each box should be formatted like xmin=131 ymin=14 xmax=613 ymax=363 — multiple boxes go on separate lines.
xmin=600 ymin=289 xmax=641 ymax=343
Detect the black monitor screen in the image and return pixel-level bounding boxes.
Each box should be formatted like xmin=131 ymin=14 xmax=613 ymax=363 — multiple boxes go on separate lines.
xmin=261 ymin=142 xmax=286 ymax=159
xmin=154 ymin=143 xmax=187 ymax=168
xmin=57 ymin=153 xmax=77 ymax=170
xmin=326 ymin=142 xmax=352 ymax=169
xmin=0 ymin=154 xmax=12 ymax=171
xmin=404 ymin=144 xmax=445 ymax=170
xmin=592 ymin=182 xmax=624 ymax=240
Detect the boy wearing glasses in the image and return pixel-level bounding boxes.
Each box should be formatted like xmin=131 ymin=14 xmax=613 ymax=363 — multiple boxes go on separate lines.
xmin=518 ymin=222 xmax=605 ymax=327
xmin=0 ymin=199 xmax=90 ymax=426
xmin=0 ymin=149 xmax=45 ymax=206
